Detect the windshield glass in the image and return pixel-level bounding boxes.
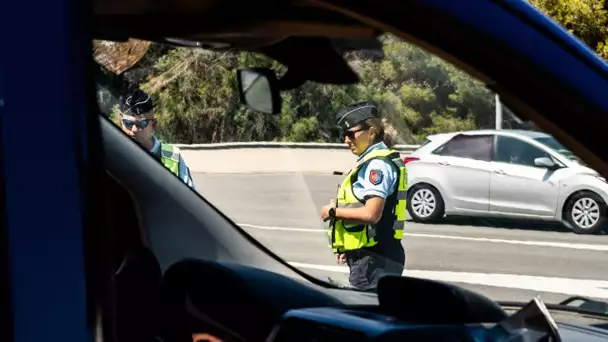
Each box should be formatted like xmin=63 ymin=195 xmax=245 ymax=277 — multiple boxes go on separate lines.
xmin=94 ymin=29 xmax=608 ymax=306
xmin=533 ymin=135 xmax=586 ymax=165
xmin=534 ymin=136 xmax=574 ymax=158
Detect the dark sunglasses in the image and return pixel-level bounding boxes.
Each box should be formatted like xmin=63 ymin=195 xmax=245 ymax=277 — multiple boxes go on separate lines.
xmin=122 ymin=118 xmax=153 ymax=129
xmin=342 ymin=126 xmax=368 ymax=140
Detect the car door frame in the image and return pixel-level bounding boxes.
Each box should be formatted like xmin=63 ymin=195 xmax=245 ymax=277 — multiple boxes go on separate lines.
xmin=430 ymin=133 xmax=494 ymax=214
xmin=6 ymin=0 xmax=608 ymax=340
xmin=2 ymin=0 xmax=115 ymax=338
xmin=489 ymin=134 xmax=562 ymax=218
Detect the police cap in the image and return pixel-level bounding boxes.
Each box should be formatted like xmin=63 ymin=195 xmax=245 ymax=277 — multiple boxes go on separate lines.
xmin=123 ymin=89 xmax=154 ymax=116
xmin=335 ymin=101 xmax=378 ymax=130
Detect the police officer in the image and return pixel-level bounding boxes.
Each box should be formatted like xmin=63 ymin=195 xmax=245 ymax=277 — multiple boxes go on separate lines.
xmin=120 ymin=89 xmax=195 ymax=189
xmin=321 ymin=101 xmax=407 ymax=290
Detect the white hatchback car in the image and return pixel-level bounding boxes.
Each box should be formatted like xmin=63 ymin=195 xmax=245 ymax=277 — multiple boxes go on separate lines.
xmin=405 ymin=129 xmax=608 ymax=234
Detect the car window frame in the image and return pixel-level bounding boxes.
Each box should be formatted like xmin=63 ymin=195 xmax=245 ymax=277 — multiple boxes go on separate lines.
xmin=432 ymin=133 xmax=494 ymax=162
xmin=419 ymin=139 xmax=432 ymax=148
xmin=492 ymin=134 xmax=557 ymax=169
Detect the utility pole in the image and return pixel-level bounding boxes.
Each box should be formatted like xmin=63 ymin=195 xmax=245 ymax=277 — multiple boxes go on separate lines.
xmin=495 ymin=93 xmax=503 ymax=130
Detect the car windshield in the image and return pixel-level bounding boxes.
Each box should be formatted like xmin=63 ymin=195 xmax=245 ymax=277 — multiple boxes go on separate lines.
xmin=94 ymin=8 xmax=608 ymax=307
xmin=534 ymin=136 xmax=576 ymax=159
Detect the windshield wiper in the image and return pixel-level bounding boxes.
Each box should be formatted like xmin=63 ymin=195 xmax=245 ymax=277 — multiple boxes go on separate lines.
xmin=557 ymin=296 xmax=608 ymax=315
xmin=499 ymin=296 xmax=608 ymax=317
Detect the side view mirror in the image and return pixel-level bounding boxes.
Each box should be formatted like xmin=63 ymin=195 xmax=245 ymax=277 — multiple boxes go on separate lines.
xmin=236 ymin=68 xmax=282 ymax=114
xmin=534 ymin=156 xmax=559 ymax=169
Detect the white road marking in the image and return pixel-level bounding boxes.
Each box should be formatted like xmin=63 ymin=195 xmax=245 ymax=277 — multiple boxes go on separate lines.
xmin=238 ymin=223 xmax=608 ymax=252
xmin=289 ymin=262 xmax=608 ymax=299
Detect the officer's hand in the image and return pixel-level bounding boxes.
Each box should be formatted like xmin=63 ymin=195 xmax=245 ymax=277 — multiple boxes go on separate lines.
xmin=321 ymin=200 xmax=336 ymax=221
xmin=336 ymin=253 xmax=346 ymax=264
xmin=192 ymin=333 xmax=223 ymax=342
xmin=321 ymin=205 xmax=331 ymax=221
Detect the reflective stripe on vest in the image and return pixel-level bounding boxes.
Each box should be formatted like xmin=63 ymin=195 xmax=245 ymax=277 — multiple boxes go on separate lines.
xmin=328 ymin=148 xmax=407 ymax=253
xmin=160 ymin=143 xmax=180 ymax=177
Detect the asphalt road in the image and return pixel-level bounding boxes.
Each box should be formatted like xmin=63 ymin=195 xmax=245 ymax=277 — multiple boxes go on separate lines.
xmin=192 ymin=172 xmax=608 ymax=304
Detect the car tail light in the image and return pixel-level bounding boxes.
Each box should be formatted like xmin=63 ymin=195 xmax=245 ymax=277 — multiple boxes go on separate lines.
xmin=403 ymin=157 xmax=420 ymax=165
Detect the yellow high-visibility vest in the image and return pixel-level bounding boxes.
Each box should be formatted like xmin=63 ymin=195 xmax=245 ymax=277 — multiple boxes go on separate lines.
xmin=329 ymin=148 xmax=407 ymax=253
xmin=160 ymin=143 xmax=180 ymax=176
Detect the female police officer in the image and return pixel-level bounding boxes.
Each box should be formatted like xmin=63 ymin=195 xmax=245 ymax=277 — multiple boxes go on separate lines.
xmin=320 ymin=101 xmax=407 ymax=290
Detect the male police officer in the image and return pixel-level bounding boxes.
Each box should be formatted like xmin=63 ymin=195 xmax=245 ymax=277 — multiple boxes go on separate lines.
xmin=321 ymin=102 xmax=407 ymax=290
xmin=120 ymin=89 xmax=195 ymax=188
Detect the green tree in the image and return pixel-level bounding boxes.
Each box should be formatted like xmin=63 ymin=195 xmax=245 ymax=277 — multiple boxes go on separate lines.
xmin=136 ymin=34 xmax=496 ymax=144
xmin=529 ymin=0 xmax=608 ymax=59
xmin=121 ymin=0 xmax=608 ymax=145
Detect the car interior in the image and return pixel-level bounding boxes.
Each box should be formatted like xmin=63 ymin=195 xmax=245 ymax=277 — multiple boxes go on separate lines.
xmin=6 ymin=0 xmax=608 ymax=341
xmin=495 ymin=137 xmax=543 ymax=166
xmin=437 ymin=135 xmax=488 ymax=161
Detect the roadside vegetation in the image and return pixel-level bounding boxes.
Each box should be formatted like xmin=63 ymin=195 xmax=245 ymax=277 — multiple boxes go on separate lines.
xmin=95 ymin=0 xmax=608 ymax=144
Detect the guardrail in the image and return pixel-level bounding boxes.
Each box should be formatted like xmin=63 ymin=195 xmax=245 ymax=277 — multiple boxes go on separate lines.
xmin=173 ymin=141 xmax=421 ymax=153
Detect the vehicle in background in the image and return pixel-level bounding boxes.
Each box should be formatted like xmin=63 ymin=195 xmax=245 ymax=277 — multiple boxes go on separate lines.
xmin=404 ymin=129 xmax=608 ymax=234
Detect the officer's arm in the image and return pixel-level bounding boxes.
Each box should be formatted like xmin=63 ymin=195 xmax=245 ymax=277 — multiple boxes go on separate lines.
xmin=179 ymin=155 xmax=196 ymax=189
xmin=185 ymin=167 xmax=195 ymax=189
xmin=334 ymin=160 xmax=394 ymax=225
xmin=335 ymin=197 xmax=385 ymax=224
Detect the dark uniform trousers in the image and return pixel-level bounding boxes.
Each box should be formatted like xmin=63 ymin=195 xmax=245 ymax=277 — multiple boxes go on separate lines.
xmin=345 ymin=239 xmax=405 ymax=290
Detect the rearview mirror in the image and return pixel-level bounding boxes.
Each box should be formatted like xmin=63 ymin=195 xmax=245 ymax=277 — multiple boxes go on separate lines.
xmin=236 ymin=68 xmax=282 ymax=114
xmin=534 ymin=157 xmax=558 ymax=169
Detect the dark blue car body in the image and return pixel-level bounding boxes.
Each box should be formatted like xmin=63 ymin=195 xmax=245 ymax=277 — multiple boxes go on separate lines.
xmin=2 ymin=0 xmax=608 ymax=341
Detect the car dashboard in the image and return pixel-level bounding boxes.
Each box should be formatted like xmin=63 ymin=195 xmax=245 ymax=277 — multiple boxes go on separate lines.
xmin=266 ymin=306 xmax=608 ymax=342
xmin=161 ymin=259 xmax=608 ymax=342
xmin=267 ymin=306 xmax=485 ymax=342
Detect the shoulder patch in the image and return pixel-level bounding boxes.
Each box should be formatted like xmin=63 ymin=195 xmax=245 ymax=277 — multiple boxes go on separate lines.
xmin=369 ymin=169 xmax=384 ymax=185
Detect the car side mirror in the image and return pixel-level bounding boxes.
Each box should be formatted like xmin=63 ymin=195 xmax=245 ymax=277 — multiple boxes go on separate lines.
xmin=534 ymin=157 xmax=558 ymax=169
xmin=236 ymin=68 xmax=282 ymax=114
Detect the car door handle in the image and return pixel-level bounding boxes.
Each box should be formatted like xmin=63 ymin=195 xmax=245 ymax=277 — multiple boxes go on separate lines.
xmin=437 ymin=161 xmax=450 ymax=166
xmin=494 ymin=169 xmax=506 ymax=175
